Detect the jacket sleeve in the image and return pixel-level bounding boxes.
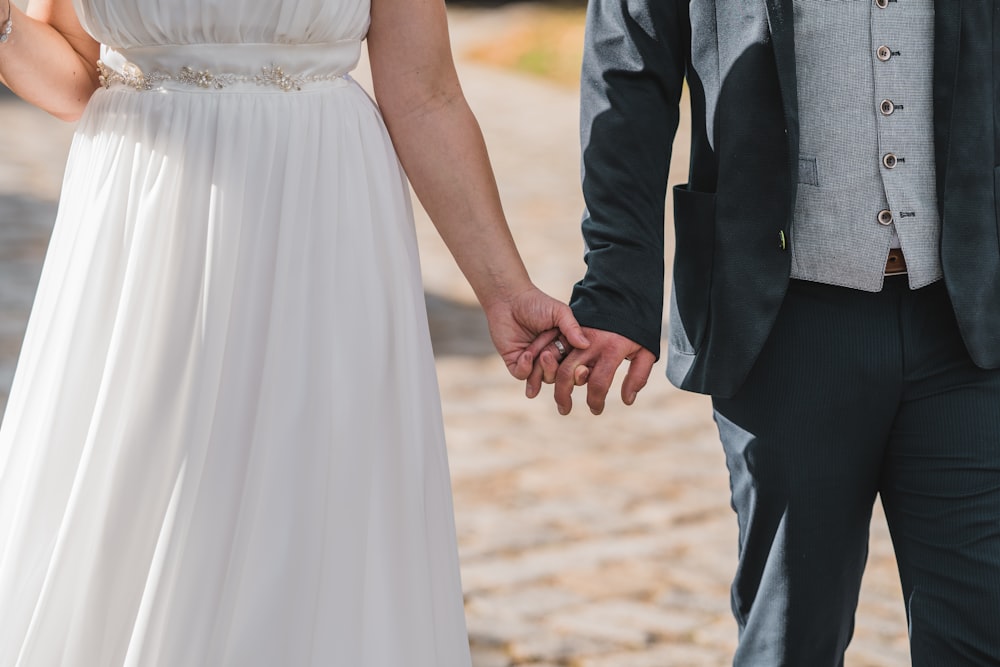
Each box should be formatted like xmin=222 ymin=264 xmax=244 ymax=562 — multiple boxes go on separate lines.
xmin=570 ymin=0 xmax=690 ymax=359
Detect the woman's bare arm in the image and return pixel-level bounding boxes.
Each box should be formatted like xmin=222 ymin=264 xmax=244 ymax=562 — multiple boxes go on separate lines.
xmin=366 ymin=0 xmax=533 ymax=310
xmin=0 ymin=0 xmax=100 ymax=121
xmin=366 ymin=0 xmax=589 ymax=379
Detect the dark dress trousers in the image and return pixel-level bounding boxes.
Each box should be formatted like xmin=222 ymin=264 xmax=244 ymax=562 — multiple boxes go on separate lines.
xmin=570 ymin=1 xmax=1000 ymax=664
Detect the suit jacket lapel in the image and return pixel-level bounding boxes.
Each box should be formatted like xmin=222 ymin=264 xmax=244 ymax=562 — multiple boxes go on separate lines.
xmin=765 ymin=0 xmax=800 ymax=165
xmin=933 ymin=0 xmax=961 ymax=200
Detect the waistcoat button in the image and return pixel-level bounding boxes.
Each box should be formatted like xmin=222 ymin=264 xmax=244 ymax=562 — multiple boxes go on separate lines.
xmin=876 ymin=45 xmax=893 ymax=62
xmin=874 ymin=0 xmax=889 ymax=7
xmin=882 ymin=153 xmax=898 ymax=169
xmin=878 ymin=210 xmax=894 ymax=226
xmin=880 ymin=99 xmax=895 ymax=116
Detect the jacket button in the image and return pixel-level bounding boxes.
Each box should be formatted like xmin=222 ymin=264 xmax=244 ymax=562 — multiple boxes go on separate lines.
xmin=878 ymin=209 xmax=894 ymax=226
xmin=876 ymin=45 xmax=893 ymax=62
xmin=880 ymin=99 xmax=895 ymax=116
xmin=874 ymin=0 xmax=889 ymax=7
xmin=882 ymin=153 xmax=898 ymax=169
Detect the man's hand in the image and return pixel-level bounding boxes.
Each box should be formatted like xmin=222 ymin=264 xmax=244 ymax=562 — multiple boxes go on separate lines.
xmin=544 ymin=327 xmax=655 ymax=415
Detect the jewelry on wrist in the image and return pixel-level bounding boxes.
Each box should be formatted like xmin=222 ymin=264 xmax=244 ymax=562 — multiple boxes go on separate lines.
xmin=1 ymin=0 xmax=12 ymax=44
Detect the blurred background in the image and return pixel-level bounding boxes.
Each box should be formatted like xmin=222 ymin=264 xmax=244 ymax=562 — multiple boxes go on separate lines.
xmin=0 ymin=3 xmax=910 ymax=665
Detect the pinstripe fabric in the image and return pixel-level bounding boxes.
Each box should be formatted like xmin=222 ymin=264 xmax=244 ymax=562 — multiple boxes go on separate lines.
xmin=713 ymin=278 xmax=1000 ymax=666
xmin=790 ymin=0 xmax=941 ymax=291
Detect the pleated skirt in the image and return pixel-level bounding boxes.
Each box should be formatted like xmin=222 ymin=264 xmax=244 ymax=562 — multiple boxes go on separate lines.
xmin=0 ymin=79 xmax=471 ymax=666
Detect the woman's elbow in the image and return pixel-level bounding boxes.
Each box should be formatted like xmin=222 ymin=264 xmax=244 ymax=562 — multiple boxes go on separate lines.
xmin=49 ymin=85 xmax=98 ymax=122
xmin=376 ymin=82 xmax=463 ymax=126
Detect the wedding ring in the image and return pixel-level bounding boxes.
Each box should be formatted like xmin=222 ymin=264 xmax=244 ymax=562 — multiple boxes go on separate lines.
xmin=553 ymin=339 xmax=568 ymax=359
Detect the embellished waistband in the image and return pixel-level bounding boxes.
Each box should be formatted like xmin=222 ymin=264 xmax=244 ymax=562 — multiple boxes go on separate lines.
xmin=97 ymin=41 xmax=361 ymax=93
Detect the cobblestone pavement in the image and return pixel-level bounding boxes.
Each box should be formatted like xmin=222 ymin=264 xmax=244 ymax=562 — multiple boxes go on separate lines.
xmin=0 ymin=6 xmax=909 ymax=665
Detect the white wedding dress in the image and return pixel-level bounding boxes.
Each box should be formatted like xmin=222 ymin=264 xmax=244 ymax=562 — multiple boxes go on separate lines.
xmin=0 ymin=1 xmax=472 ymax=665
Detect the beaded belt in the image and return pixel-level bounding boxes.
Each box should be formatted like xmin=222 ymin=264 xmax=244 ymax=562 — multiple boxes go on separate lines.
xmin=96 ymin=42 xmax=359 ymax=93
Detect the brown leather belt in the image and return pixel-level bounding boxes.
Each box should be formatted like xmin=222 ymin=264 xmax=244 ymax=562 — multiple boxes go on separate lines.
xmin=885 ymin=248 xmax=908 ymax=275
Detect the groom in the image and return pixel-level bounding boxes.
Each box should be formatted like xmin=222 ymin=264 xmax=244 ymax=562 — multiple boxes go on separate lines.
xmin=537 ymin=1 xmax=1000 ymax=664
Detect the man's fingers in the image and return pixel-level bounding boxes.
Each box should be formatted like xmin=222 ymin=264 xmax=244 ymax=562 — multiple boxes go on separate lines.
xmin=554 ymin=353 xmax=584 ymax=415
xmin=622 ymin=350 xmax=656 ymax=405
xmin=584 ymin=358 xmax=620 ymax=415
xmin=539 ymin=348 xmax=561 ymax=384
xmin=550 ymin=329 xmax=652 ymax=415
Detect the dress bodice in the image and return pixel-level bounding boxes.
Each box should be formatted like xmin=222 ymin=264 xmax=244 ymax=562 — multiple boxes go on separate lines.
xmin=73 ymin=0 xmax=370 ymax=49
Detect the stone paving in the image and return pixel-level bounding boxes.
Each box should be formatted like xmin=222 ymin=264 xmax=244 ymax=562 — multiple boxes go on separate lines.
xmin=0 ymin=6 xmax=910 ymax=665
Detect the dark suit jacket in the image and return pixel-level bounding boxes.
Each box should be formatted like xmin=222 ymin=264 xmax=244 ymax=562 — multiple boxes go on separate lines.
xmin=570 ymin=0 xmax=1000 ymax=398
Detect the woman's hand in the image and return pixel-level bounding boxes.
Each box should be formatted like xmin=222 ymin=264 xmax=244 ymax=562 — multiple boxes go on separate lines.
xmin=484 ymin=287 xmax=590 ymax=383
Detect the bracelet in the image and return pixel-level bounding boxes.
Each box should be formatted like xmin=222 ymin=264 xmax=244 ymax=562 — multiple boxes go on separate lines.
xmin=1 ymin=0 xmax=11 ymax=44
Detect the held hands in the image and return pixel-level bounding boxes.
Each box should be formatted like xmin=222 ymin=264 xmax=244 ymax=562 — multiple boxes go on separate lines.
xmin=483 ymin=286 xmax=591 ymax=382
xmin=529 ymin=327 xmax=656 ymax=416
xmin=482 ymin=288 xmax=654 ymax=415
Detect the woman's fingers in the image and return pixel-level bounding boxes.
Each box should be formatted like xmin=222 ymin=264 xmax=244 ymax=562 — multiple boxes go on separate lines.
xmin=553 ymin=305 xmax=590 ymax=350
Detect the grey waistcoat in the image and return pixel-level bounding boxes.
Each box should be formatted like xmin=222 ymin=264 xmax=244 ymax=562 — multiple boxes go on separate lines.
xmin=790 ymin=0 xmax=941 ymax=291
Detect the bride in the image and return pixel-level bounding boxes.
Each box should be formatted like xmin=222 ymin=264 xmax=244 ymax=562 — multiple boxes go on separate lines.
xmin=0 ymin=0 xmax=586 ymax=664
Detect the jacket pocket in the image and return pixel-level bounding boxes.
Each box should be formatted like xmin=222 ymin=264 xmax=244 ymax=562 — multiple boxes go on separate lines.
xmin=670 ymin=184 xmax=716 ymax=352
